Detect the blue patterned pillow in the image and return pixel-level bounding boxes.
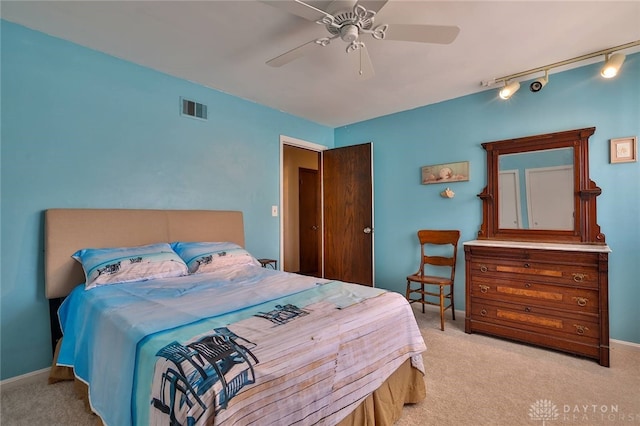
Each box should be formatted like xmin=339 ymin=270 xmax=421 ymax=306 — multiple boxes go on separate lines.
xmin=73 ymin=243 xmax=189 ymax=290
xmin=171 ymin=242 xmax=260 ymax=274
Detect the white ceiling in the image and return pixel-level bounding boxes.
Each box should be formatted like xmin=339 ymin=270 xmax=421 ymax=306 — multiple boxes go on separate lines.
xmin=2 ymin=1 xmax=639 ymax=127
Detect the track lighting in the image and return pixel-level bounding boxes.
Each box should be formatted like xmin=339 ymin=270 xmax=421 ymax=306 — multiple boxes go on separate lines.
xmin=499 ymin=81 xmax=520 ymax=100
xmin=600 ymin=53 xmax=626 ymax=78
xmin=481 ymin=40 xmax=639 ymax=100
xmin=530 ymin=70 xmax=549 ymax=92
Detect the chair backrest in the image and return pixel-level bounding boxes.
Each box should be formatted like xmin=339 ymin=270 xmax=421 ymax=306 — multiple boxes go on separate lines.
xmin=416 ymin=230 xmax=461 ymax=280
xmin=156 ymin=341 xmax=208 ymax=379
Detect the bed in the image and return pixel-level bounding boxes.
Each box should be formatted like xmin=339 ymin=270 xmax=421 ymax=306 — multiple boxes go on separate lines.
xmin=45 ymin=208 xmax=426 ymax=425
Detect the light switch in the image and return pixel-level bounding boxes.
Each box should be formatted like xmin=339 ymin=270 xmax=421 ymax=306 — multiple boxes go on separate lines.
xmin=271 ymin=205 xmax=278 ymax=217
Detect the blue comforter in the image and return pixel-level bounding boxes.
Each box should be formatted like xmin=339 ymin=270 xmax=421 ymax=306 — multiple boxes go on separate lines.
xmin=57 ymin=265 xmax=390 ymax=425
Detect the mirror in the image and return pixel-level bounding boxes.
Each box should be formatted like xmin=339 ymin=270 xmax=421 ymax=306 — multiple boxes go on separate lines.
xmin=477 ymin=127 xmax=606 ymax=244
xmin=498 ymin=147 xmax=574 ymax=230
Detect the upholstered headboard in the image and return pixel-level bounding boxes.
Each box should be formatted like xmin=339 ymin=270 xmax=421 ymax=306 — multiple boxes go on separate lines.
xmin=44 ymin=209 xmax=245 ymax=299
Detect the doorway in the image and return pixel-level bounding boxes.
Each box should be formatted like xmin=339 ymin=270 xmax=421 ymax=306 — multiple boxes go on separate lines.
xmin=281 ymin=138 xmax=323 ymax=275
xmin=280 ymin=136 xmax=375 ymax=286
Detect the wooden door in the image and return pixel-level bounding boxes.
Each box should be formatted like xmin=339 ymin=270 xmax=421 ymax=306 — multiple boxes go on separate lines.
xmin=323 ymin=143 xmax=374 ymax=286
xmin=298 ymin=168 xmax=320 ymax=275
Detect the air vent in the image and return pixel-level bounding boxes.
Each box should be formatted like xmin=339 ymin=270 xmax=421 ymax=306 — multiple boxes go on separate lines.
xmin=180 ymin=97 xmax=207 ymax=120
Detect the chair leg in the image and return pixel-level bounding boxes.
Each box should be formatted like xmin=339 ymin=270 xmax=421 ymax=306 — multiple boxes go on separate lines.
xmin=450 ymin=284 xmax=456 ymax=321
xmin=421 ymin=283 xmax=425 ymax=313
xmin=439 ymin=285 xmax=445 ymax=331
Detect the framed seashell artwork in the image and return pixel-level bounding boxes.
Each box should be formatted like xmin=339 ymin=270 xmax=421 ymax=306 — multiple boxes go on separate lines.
xmin=421 ymin=161 xmax=469 ymax=185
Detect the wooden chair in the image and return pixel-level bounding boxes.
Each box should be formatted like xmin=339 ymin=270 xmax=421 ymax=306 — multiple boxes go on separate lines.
xmin=406 ymin=230 xmax=460 ymax=331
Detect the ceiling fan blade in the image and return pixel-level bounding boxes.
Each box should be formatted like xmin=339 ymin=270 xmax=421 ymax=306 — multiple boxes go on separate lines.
xmin=351 ymin=43 xmax=375 ymax=80
xmin=356 ymin=0 xmax=389 ymax=14
xmin=260 ymin=0 xmax=333 ymax=22
xmin=384 ymin=24 xmax=460 ymax=44
xmin=266 ymin=39 xmax=323 ymax=67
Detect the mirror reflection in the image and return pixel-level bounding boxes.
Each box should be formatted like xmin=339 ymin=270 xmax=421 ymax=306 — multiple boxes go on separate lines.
xmin=498 ymin=147 xmax=574 ymax=230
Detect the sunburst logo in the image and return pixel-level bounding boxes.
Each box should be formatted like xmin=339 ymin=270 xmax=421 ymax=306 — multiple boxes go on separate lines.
xmin=529 ymin=399 xmax=559 ymax=425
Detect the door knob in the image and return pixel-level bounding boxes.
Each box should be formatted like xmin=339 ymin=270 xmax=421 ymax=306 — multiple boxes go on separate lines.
xmin=363 ymin=227 xmax=373 ymax=234
xmin=311 ymin=225 xmax=319 ymax=230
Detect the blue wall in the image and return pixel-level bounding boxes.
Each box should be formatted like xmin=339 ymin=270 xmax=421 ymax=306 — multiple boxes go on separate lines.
xmin=0 ymin=21 xmax=333 ymax=380
xmin=2 ymin=20 xmax=639 ymax=380
xmin=336 ymin=53 xmax=640 ymax=345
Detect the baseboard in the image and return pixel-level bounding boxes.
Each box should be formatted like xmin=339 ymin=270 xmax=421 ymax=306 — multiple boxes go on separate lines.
xmin=0 ymin=368 xmax=49 ymax=391
xmin=611 ymin=338 xmax=640 ymax=351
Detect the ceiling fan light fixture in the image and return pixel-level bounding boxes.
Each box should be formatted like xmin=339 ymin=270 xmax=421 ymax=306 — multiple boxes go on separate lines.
xmin=499 ymin=81 xmax=520 ymax=100
xmin=600 ymin=53 xmax=625 ymax=78
xmin=341 ymin=25 xmax=360 ymax=43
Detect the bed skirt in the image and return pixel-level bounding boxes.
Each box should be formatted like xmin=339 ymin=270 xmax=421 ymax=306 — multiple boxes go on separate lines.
xmin=49 ymin=340 xmax=426 ymax=425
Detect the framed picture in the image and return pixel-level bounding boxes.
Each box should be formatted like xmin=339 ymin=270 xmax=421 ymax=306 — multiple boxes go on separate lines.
xmin=610 ymin=136 xmax=637 ymax=163
xmin=421 ymin=161 xmax=469 ymax=185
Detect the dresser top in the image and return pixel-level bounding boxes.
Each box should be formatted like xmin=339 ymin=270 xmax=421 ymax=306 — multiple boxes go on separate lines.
xmin=463 ymin=239 xmax=612 ymax=253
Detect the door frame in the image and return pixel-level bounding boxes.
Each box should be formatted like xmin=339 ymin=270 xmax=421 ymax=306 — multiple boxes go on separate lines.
xmin=279 ymin=135 xmax=327 ymax=273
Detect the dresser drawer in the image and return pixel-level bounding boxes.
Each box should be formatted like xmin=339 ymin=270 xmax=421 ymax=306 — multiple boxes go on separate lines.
xmin=469 ymin=299 xmax=599 ymax=343
xmin=466 ymin=245 xmax=601 ymax=265
xmin=469 ymin=276 xmax=599 ymax=314
xmin=469 ymin=257 xmax=599 ymax=288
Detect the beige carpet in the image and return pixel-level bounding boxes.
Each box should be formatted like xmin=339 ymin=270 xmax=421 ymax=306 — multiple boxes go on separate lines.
xmin=2 ymin=305 xmax=639 ymax=425
xmin=401 ymin=306 xmax=640 ymax=426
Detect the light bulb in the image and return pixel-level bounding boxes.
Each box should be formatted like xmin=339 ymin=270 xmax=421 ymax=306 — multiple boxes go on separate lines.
xmin=600 ymin=53 xmax=626 ymax=79
xmin=499 ymin=81 xmax=520 ymax=100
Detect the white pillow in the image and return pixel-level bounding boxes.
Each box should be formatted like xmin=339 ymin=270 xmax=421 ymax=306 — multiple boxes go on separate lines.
xmin=72 ymin=243 xmax=189 ymax=290
xmin=170 ymin=241 xmax=260 ymax=274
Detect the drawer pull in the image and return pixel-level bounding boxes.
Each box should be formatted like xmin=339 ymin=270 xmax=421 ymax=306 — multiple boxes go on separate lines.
xmin=524 ymin=283 xmax=532 ymax=288
xmin=574 ymin=324 xmax=589 ymax=335
xmin=479 ymin=265 xmax=488 ymax=273
xmin=573 ymin=296 xmax=589 ymax=307
xmin=523 ymin=263 xmax=530 ymax=268
xmin=480 ymin=309 xmax=487 ymax=317
xmin=572 ymin=273 xmax=588 ymax=283
xmin=524 ymin=307 xmax=531 ymax=313
xmin=479 ymin=285 xmax=490 ymax=293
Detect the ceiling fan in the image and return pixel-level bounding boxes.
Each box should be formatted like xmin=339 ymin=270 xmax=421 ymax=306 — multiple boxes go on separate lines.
xmin=263 ymin=0 xmax=460 ymax=79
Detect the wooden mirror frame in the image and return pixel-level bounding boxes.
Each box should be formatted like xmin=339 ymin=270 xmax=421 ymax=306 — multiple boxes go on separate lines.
xmin=477 ymin=127 xmax=606 ymax=244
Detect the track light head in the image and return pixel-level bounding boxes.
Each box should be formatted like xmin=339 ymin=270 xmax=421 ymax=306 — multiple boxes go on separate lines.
xmin=601 ymin=53 xmax=626 ymax=78
xmin=499 ymin=81 xmax=520 ymax=100
xmin=530 ymin=71 xmax=549 ymax=92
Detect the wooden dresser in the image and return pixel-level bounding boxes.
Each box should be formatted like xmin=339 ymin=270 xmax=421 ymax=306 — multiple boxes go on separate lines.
xmin=464 ymin=240 xmax=611 ymax=366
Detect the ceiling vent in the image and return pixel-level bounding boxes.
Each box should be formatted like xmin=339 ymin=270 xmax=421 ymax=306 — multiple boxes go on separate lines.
xmin=180 ymin=97 xmax=207 ymax=120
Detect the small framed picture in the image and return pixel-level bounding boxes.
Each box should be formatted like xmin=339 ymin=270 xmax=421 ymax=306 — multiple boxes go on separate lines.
xmin=610 ymin=136 xmax=637 ymax=163
xmin=421 ymin=161 xmax=469 ymax=185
